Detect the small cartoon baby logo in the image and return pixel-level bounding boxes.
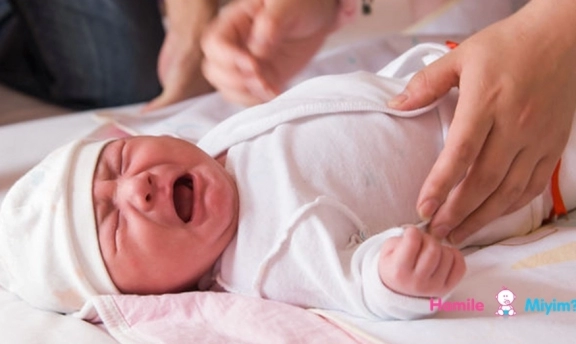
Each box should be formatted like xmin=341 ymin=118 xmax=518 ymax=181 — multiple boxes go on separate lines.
xmin=495 ymin=287 xmax=517 ymax=316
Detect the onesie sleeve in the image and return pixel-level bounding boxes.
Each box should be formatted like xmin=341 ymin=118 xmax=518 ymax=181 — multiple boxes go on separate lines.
xmin=352 ymin=227 xmax=439 ymax=320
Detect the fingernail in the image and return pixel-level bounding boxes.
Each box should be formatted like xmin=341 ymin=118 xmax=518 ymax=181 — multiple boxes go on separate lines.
xmin=387 ymin=92 xmax=408 ymax=108
xmin=418 ymin=199 xmax=438 ymax=221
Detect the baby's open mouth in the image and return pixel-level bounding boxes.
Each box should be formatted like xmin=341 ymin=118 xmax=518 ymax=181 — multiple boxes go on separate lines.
xmin=173 ymin=175 xmax=194 ymax=223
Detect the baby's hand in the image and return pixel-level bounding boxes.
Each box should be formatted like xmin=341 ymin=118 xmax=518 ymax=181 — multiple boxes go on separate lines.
xmin=378 ymin=226 xmax=466 ymax=298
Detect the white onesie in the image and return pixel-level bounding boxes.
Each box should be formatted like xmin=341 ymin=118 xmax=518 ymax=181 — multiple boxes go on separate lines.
xmin=197 ymin=43 xmax=552 ymax=320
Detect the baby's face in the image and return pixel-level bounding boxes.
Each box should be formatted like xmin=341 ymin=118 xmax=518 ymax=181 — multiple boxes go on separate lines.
xmin=92 ymin=136 xmax=239 ymax=294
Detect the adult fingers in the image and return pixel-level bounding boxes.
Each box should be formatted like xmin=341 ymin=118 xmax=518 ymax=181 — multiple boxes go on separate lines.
xmin=388 ymin=52 xmax=460 ymax=110
xmin=426 ymin=109 xmax=517 ymax=238
xmin=419 ymin=78 xmax=494 ymax=229
xmin=446 ymin=155 xmax=532 ymax=244
xmin=201 ymin=0 xmax=270 ymax=101
xmin=202 ymin=56 xmax=275 ymax=105
xmin=448 ymin=155 xmax=556 ymax=244
xmin=202 ymin=38 xmax=275 ymax=104
xmin=248 ymin=0 xmax=294 ymax=58
xmin=249 ymin=0 xmax=337 ymax=58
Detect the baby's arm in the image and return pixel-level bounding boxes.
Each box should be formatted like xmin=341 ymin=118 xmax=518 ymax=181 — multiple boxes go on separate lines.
xmin=378 ymin=226 xmax=466 ymax=298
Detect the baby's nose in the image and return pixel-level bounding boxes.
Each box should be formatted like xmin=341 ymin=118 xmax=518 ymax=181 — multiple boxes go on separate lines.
xmin=118 ymin=172 xmax=154 ymax=211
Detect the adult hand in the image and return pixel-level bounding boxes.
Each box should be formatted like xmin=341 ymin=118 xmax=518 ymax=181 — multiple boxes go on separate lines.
xmin=388 ymin=0 xmax=576 ymax=244
xmin=144 ymin=0 xmax=217 ymax=112
xmin=379 ymin=226 xmax=466 ymax=298
xmin=201 ymin=0 xmax=339 ymax=106
xmin=144 ymin=32 xmax=214 ymax=112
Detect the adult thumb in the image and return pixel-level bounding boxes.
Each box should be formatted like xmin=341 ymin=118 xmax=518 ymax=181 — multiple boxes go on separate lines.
xmin=388 ymin=54 xmax=460 ymax=110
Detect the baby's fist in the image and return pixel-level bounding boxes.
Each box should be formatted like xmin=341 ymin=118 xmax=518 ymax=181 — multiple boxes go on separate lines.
xmin=379 ymin=226 xmax=466 ymax=298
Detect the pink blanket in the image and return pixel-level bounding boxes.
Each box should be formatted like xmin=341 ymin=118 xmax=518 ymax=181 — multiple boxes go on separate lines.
xmin=87 ymin=291 xmax=365 ymax=343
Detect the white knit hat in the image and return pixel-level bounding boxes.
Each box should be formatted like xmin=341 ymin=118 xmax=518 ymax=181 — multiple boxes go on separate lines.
xmin=0 ymin=139 xmax=119 ymax=315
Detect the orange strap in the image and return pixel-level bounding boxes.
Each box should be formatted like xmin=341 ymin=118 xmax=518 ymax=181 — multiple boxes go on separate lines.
xmin=549 ymin=159 xmax=567 ymax=219
xmin=445 ymin=40 xmax=459 ymax=49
